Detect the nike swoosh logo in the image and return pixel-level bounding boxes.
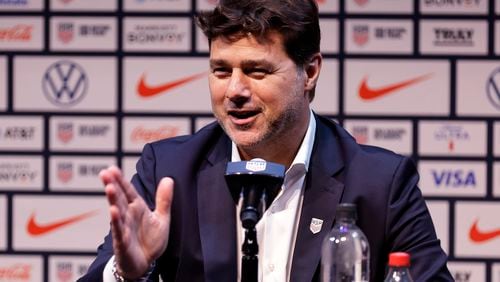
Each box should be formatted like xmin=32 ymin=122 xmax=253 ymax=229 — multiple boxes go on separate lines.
xmin=27 ymin=210 xmax=99 ymax=236
xmin=469 ymin=219 xmax=500 ymax=243
xmin=137 ymin=72 xmax=206 ymax=98
xmin=359 ymin=73 xmax=433 ymax=100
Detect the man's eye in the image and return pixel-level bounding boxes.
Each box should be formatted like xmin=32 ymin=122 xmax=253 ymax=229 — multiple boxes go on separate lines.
xmin=248 ymin=68 xmax=269 ymax=78
xmin=212 ymin=68 xmax=231 ymax=77
xmin=251 ymin=68 xmax=268 ymax=74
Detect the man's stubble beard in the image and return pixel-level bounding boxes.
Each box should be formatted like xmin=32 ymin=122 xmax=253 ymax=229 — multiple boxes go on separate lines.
xmin=215 ymin=93 xmax=306 ymax=152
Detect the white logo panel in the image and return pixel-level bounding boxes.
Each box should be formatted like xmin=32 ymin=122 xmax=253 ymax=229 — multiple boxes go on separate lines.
xmin=49 ymin=156 xmax=116 ymax=191
xmin=420 ymin=20 xmax=487 ymax=55
xmin=14 ymin=56 xmax=117 ymax=112
xmin=50 ymin=116 xmax=116 ymax=152
xmin=317 ymin=0 xmax=338 ymax=13
xmin=455 ymin=202 xmax=500 ymax=258
xmin=447 ymin=262 xmax=486 ymax=282
xmin=419 ymin=120 xmax=487 ymax=157
xmin=122 ymin=117 xmax=190 ymax=153
xmin=50 ymin=17 xmax=117 ymax=51
xmin=345 ymin=59 xmax=450 ymax=115
xmin=13 ymin=195 xmax=109 ymax=251
xmin=418 ymin=161 xmax=486 ymax=197
xmin=320 ymin=19 xmax=339 ymax=54
xmin=311 ymin=59 xmax=338 ymax=115
xmin=50 ymin=0 xmax=116 ymax=11
xmin=0 ymin=196 xmax=6 ymax=251
xmin=493 ymin=263 xmax=500 ymax=282
xmin=420 ymin=0 xmax=487 ymax=14
xmin=123 ymin=57 xmax=211 ymax=113
xmin=195 ymin=117 xmax=216 ymax=132
xmin=196 ymin=25 xmax=209 ymax=53
xmin=456 ymin=61 xmax=500 ymax=116
xmin=0 ymin=17 xmax=43 ymax=51
xmin=123 ymin=17 xmax=191 ymax=52
xmin=0 ymin=116 xmax=43 ymax=151
xmin=0 ymin=0 xmax=43 ymax=10
xmin=49 ymin=255 xmax=95 ymax=281
xmin=124 ymin=0 xmax=190 ymax=12
xmin=0 ymin=56 xmax=5 ymax=111
xmin=346 ymin=0 xmax=413 ymax=14
xmin=344 ymin=119 xmax=412 ymax=155
xmin=122 ymin=156 xmax=140 ymax=182
xmin=0 ymin=255 xmax=43 ymax=282
xmin=0 ymin=156 xmax=43 ymax=191
xmin=494 ymin=162 xmax=500 ymax=198
xmin=196 ymin=0 xmax=216 ymax=11
xmin=496 ymin=21 xmax=500 ymax=56
xmin=345 ymin=19 xmax=413 ymax=54
xmin=425 ymin=201 xmax=449 ymax=254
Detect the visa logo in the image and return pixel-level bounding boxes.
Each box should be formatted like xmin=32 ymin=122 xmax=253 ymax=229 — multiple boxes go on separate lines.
xmin=431 ymin=170 xmax=476 ymax=187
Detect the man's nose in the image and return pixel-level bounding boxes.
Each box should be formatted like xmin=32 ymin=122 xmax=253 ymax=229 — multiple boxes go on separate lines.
xmin=226 ymin=70 xmax=251 ymax=102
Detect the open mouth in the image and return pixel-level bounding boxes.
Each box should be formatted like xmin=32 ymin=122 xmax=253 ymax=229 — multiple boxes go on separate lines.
xmin=228 ymin=110 xmax=259 ymax=119
xmin=227 ymin=110 xmax=260 ymax=125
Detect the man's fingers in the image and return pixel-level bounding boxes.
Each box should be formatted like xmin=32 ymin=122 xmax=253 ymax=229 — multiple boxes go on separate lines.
xmin=101 ymin=166 xmax=139 ymax=204
xmin=109 ymin=205 xmax=124 ymax=239
xmin=155 ymin=177 xmax=174 ymax=217
xmin=105 ymin=183 xmax=130 ymax=223
xmin=107 ymin=166 xmax=139 ymax=203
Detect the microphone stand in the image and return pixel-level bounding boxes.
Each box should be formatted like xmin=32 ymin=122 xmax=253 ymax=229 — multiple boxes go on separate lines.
xmin=225 ymin=159 xmax=285 ymax=282
xmin=242 ymin=227 xmax=258 ymax=282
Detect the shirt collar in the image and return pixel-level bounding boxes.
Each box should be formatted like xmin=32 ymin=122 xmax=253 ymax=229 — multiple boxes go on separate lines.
xmin=231 ymin=110 xmax=316 ymax=172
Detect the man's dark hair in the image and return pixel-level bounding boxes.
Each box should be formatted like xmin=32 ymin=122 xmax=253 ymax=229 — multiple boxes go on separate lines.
xmin=196 ymin=0 xmax=321 ymax=69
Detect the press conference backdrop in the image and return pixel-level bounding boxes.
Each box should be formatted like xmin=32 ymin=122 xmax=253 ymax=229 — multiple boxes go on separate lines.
xmin=0 ymin=0 xmax=499 ymax=281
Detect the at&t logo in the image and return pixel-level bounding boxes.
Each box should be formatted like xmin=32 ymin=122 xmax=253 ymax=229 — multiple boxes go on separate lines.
xmin=486 ymin=67 xmax=500 ymax=110
xmin=42 ymin=60 xmax=88 ymax=107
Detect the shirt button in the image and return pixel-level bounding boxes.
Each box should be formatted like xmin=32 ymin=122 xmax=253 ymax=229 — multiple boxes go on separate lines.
xmin=268 ymin=264 xmax=275 ymax=272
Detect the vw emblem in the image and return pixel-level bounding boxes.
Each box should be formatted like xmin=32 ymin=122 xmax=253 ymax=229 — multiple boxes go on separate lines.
xmin=486 ymin=67 xmax=500 ymax=110
xmin=42 ymin=60 xmax=88 ymax=107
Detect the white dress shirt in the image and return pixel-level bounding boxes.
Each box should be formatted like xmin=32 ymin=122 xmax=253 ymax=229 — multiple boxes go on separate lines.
xmin=235 ymin=110 xmax=316 ymax=282
xmin=104 ymin=111 xmax=317 ymax=282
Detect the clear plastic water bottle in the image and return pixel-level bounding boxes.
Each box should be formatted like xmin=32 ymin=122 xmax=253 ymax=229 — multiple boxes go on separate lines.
xmin=321 ymin=203 xmax=370 ymax=282
xmin=384 ymin=252 xmax=414 ymax=282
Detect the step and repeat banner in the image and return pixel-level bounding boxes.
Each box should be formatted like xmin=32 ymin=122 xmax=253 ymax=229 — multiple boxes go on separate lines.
xmin=0 ymin=0 xmax=499 ymax=281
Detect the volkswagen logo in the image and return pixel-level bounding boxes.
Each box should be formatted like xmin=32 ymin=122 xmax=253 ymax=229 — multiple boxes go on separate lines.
xmin=486 ymin=67 xmax=500 ymax=110
xmin=42 ymin=60 xmax=88 ymax=107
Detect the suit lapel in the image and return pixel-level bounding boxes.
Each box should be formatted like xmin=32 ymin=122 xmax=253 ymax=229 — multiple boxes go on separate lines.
xmin=290 ymin=116 xmax=345 ymax=282
xmin=197 ymin=135 xmax=238 ymax=282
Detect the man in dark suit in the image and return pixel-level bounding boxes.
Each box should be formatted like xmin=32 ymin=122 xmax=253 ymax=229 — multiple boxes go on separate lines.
xmin=80 ymin=0 xmax=453 ymax=281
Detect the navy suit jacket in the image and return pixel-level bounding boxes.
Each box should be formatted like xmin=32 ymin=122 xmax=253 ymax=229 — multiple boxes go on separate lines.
xmin=80 ymin=115 xmax=452 ymax=282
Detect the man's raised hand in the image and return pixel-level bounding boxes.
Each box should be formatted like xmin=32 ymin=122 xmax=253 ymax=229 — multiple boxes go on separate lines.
xmin=100 ymin=166 xmax=174 ymax=279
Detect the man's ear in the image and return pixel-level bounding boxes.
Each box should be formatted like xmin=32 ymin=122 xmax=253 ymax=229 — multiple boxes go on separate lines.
xmin=304 ymin=53 xmax=322 ymax=92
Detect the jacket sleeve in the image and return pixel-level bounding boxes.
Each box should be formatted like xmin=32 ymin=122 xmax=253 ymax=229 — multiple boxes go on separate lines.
xmin=385 ymin=157 xmax=453 ymax=282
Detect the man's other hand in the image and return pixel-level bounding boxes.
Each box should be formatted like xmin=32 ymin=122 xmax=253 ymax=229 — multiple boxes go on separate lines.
xmin=100 ymin=166 xmax=174 ymax=279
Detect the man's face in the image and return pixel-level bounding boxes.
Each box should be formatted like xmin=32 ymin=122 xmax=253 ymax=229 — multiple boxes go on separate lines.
xmin=208 ymin=32 xmax=312 ymax=157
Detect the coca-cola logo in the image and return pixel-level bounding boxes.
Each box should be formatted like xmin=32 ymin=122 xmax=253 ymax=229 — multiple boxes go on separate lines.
xmin=0 ymin=25 xmax=33 ymax=41
xmin=0 ymin=264 xmax=31 ymax=280
xmin=131 ymin=126 xmax=179 ymax=143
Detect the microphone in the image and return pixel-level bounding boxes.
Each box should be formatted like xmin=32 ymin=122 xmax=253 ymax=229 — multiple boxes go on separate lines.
xmin=225 ymin=158 xmax=285 ymax=229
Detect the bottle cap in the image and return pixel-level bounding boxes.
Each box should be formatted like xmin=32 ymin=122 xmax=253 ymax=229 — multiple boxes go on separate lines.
xmin=388 ymin=252 xmax=410 ymax=267
xmin=335 ymin=203 xmax=357 ymax=221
